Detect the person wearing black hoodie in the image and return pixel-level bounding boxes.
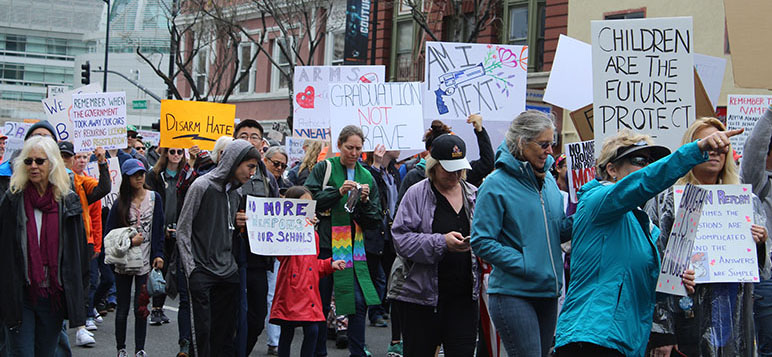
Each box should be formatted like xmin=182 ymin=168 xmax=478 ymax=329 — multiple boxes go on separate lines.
xmin=177 ymin=139 xmax=262 ymax=356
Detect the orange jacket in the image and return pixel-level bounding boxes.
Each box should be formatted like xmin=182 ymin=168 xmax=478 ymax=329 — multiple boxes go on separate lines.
xmin=73 ymin=173 xmax=103 ymax=253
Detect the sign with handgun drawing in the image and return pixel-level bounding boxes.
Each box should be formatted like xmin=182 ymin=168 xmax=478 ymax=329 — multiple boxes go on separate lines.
xmin=423 ymin=41 xmax=528 ymax=122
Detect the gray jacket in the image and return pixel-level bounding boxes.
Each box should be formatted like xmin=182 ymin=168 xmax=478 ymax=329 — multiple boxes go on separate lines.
xmin=389 ymin=178 xmax=481 ymax=306
xmin=177 ymin=140 xmax=254 ymax=278
xmin=741 ymin=107 xmax=772 ymax=239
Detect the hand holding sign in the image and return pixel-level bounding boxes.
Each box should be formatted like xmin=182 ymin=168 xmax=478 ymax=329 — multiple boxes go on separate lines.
xmin=751 ymin=224 xmax=768 ymax=243
xmin=696 ymin=128 xmax=744 ymax=153
xmin=682 ymin=269 xmax=696 ymax=294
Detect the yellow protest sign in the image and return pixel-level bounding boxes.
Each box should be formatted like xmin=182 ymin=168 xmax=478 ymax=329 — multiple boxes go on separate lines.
xmin=159 ymin=100 xmax=235 ymax=150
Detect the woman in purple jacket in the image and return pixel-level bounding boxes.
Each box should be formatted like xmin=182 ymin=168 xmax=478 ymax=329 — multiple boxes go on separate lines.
xmin=391 ymin=134 xmax=481 ymax=356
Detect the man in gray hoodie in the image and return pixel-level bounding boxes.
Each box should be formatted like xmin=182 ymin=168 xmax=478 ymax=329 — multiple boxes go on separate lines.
xmin=741 ymin=106 xmax=772 ymax=356
xmin=177 ymin=139 xmax=261 ymax=356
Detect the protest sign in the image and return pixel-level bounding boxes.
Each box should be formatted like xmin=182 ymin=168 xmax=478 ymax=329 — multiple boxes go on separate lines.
xmin=137 ymin=130 xmax=160 ymax=147
xmin=329 ymin=82 xmax=424 ymax=152
xmin=41 ymin=84 xmax=101 ymax=141
xmin=724 ymin=0 xmax=772 ymax=89
xmin=424 ymin=41 xmax=527 ymax=122
xmin=160 ymin=100 xmax=235 ymax=151
xmin=46 ymin=85 xmax=68 ymax=98
xmin=726 ymin=95 xmax=772 ymax=157
xmin=544 ymin=35 xmax=593 ymax=111
xmin=286 ymin=137 xmax=305 ymax=168
xmin=569 ymin=104 xmax=594 ymax=141
xmin=246 ymin=196 xmax=317 ymax=256
xmin=71 ymin=92 xmax=127 ymax=152
xmin=2 ymin=122 xmax=32 ymax=164
xmin=564 ymin=140 xmax=595 ymax=204
xmin=84 ymin=157 xmax=121 ymax=209
xmin=591 ymin=17 xmax=695 ymax=156
xmin=675 ymin=184 xmax=759 ymax=283
xmin=293 ymin=66 xmax=385 ymax=140
xmin=693 ymin=53 xmax=726 ymax=109
xmin=693 ymin=69 xmax=715 ymax=120
xmin=657 ymin=183 xmax=708 ymax=296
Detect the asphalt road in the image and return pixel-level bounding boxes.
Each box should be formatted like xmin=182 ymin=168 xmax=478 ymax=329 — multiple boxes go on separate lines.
xmin=67 ymin=298 xmax=394 ymax=356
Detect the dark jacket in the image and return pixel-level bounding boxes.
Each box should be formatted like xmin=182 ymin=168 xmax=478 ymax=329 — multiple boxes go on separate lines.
xmin=363 ymin=160 xmax=401 ymax=255
xmin=0 ymin=189 xmax=89 ymax=328
xmin=238 ymin=160 xmax=280 ymax=271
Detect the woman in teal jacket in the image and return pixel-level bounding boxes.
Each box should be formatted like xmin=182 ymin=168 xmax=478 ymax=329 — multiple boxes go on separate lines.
xmin=554 ymin=128 xmax=742 ymax=357
xmin=471 ymin=111 xmax=573 ymax=357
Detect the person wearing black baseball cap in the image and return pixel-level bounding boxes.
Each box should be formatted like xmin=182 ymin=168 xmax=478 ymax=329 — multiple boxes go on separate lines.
xmin=391 ymin=132 xmax=480 ymax=356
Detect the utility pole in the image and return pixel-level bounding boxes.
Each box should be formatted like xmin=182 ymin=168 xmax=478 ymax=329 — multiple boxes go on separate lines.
xmin=103 ymin=0 xmax=111 ymax=92
xmin=167 ymin=0 xmax=177 ymax=99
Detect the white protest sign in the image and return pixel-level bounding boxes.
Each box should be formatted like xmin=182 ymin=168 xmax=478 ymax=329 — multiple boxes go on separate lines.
xmin=693 ymin=53 xmax=726 ymax=110
xmin=564 ymin=140 xmax=595 ymax=204
xmin=726 ymin=95 xmax=772 ymax=157
xmin=424 ymin=41 xmax=527 ymax=122
xmin=41 ymin=84 xmax=101 ymax=142
xmin=246 ymin=197 xmax=317 ymax=256
xmin=2 ymin=122 xmax=32 ymax=164
xmin=329 ymin=82 xmax=424 ymax=152
xmin=544 ymin=35 xmax=593 ymax=111
xmin=657 ymin=183 xmax=708 ymax=296
xmin=84 ymin=157 xmax=121 ymax=209
xmin=592 ymin=17 xmax=695 ymax=157
xmin=137 ymin=130 xmax=160 ymax=147
xmin=286 ymin=137 xmax=305 ymax=168
xmin=293 ymin=65 xmax=385 ymax=140
xmin=46 ymin=85 xmax=69 ymax=98
xmin=71 ymin=92 xmax=128 ymax=152
xmin=675 ymin=184 xmax=759 ymax=283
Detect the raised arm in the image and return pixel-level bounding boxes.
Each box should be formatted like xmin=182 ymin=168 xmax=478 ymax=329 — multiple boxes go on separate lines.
xmin=741 ymin=107 xmax=772 ymax=197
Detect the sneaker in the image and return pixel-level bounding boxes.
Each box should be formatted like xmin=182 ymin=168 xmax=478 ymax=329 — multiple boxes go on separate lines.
xmin=267 ymin=345 xmax=278 ymax=356
xmin=370 ymin=316 xmax=388 ymax=327
xmin=117 ymin=349 xmax=129 ymax=357
xmin=135 ymin=350 xmax=147 ymax=357
xmin=364 ymin=345 xmax=372 ymax=357
xmin=75 ymin=328 xmax=95 ymax=347
xmin=150 ymin=310 xmax=163 ymax=326
xmin=96 ymin=301 xmax=109 ymax=316
xmin=387 ymin=341 xmax=403 ymax=357
xmin=94 ymin=314 xmax=104 ymax=324
xmin=159 ymin=310 xmax=170 ymax=324
xmin=177 ymin=339 xmax=190 ymax=357
xmin=335 ymin=330 xmax=348 ymax=349
xmin=85 ymin=318 xmax=98 ymax=331
xmin=107 ymin=301 xmax=117 ymax=312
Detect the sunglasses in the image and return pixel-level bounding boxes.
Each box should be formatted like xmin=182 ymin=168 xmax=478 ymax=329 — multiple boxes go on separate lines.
xmin=128 ymin=132 xmax=138 ymax=139
xmin=24 ymin=157 xmax=48 ymax=166
xmin=627 ymin=156 xmax=653 ymax=167
xmin=135 ymin=146 xmax=145 ymax=151
xmin=270 ymin=159 xmax=287 ymax=170
xmin=533 ymin=140 xmax=554 ymax=150
xmin=168 ymin=149 xmax=183 ymax=155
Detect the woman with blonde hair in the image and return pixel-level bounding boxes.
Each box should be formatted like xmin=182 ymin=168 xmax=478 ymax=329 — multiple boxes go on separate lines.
xmin=289 ymin=139 xmax=325 ymax=186
xmin=645 ymin=118 xmax=769 ymax=357
xmin=554 ymin=126 xmax=742 ymax=356
xmin=0 ymin=136 xmax=89 ymax=356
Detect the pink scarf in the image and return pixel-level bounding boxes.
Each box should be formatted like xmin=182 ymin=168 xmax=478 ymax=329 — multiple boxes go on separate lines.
xmin=24 ymin=185 xmax=62 ymax=302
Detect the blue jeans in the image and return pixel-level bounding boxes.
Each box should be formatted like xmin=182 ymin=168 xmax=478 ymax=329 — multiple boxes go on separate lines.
xmin=114 ymin=273 xmax=148 ymax=351
xmin=266 ymin=259 xmax=281 ymax=347
xmin=488 ymin=294 xmax=557 ymax=357
xmin=279 ymin=322 xmax=319 ymax=357
xmin=177 ymin=257 xmax=191 ymax=344
xmin=54 ymin=322 xmax=71 ymax=357
xmin=347 ymin=278 xmax=368 ymax=357
xmin=7 ymin=297 xmax=64 ymax=357
xmin=756 ymin=278 xmax=772 ymax=356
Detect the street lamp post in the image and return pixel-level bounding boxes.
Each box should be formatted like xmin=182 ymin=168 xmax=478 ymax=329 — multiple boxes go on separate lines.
xmin=103 ymin=0 xmax=110 ymax=92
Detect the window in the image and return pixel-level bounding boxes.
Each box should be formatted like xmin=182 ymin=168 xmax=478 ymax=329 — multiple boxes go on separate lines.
xmin=326 ymin=31 xmax=345 ymax=66
xmin=271 ymin=38 xmax=292 ymax=91
xmin=5 ymin=35 xmax=26 ymax=53
xmin=47 ymin=38 xmax=67 ymax=56
xmin=0 ymin=64 xmax=24 ymax=81
xmin=604 ymin=8 xmax=645 ymax=20
xmin=193 ymin=47 xmax=208 ymax=93
xmin=237 ymin=43 xmax=256 ymax=93
xmin=505 ymin=0 xmax=545 ymax=71
xmin=395 ymin=20 xmax=414 ymax=81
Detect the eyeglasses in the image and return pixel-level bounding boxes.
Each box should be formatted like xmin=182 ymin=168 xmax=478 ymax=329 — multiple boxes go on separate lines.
xmin=168 ymin=149 xmax=183 ymax=155
xmin=627 ymin=156 xmax=653 ymax=167
xmin=238 ymin=133 xmax=262 ymax=141
xmin=269 ymin=159 xmax=287 ymax=170
xmin=24 ymin=158 xmax=48 ymax=166
xmin=533 ymin=140 xmax=554 ymax=150
xmin=127 ymin=132 xmax=138 ymax=139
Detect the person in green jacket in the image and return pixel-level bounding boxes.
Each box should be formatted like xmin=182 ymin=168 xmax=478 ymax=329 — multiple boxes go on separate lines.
xmin=554 ymin=127 xmax=742 ymax=357
xmin=304 ymin=125 xmax=382 ymax=357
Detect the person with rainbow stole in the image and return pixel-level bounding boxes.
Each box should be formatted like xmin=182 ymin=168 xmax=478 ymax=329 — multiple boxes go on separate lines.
xmin=305 ymin=125 xmax=382 ymax=357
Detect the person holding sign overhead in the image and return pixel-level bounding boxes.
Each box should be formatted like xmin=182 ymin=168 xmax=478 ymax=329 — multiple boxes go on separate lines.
xmin=554 ymin=127 xmax=743 ymax=356
xmin=645 ymin=118 xmax=769 ymax=357
xmin=304 ymin=125 xmax=382 ymax=357
xmin=470 ymin=111 xmax=573 ymax=357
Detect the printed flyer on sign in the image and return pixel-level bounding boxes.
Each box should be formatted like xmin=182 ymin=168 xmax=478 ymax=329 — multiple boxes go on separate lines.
xmin=564 ymin=140 xmax=595 ymax=204
xmin=71 ymin=92 xmax=128 ymax=152
xmin=246 ymin=197 xmax=317 ymax=256
xmin=656 ymin=184 xmax=708 ymax=296
xmin=674 ymin=184 xmax=759 ymax=283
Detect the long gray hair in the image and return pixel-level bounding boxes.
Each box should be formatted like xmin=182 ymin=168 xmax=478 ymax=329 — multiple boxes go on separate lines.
xmin=505 ymin=110 xmax=556 ymax=159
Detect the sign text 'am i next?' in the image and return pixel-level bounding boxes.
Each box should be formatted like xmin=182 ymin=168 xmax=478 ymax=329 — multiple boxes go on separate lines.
xmin=160 ymin=100 xmax=235 ymax=151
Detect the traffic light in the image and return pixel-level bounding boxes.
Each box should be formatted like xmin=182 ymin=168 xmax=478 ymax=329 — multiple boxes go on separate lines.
xmin=81 ymin=61 xmax=90 ymax=85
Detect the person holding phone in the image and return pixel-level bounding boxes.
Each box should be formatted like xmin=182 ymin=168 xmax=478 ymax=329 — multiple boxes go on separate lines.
xmin=391 ymin=134 xmax=481 ymax=356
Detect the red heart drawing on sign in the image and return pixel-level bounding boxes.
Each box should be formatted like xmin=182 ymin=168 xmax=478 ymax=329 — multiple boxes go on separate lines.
xmin=743 ymin=187 xmax=749 ymax=192
xmin=296 ymin=86 xmax=315 ymax=109
xmin=746 ymin=216 xmax=752 ymax=222
xmin=748 ymin=248 xmax=753 ymax=252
